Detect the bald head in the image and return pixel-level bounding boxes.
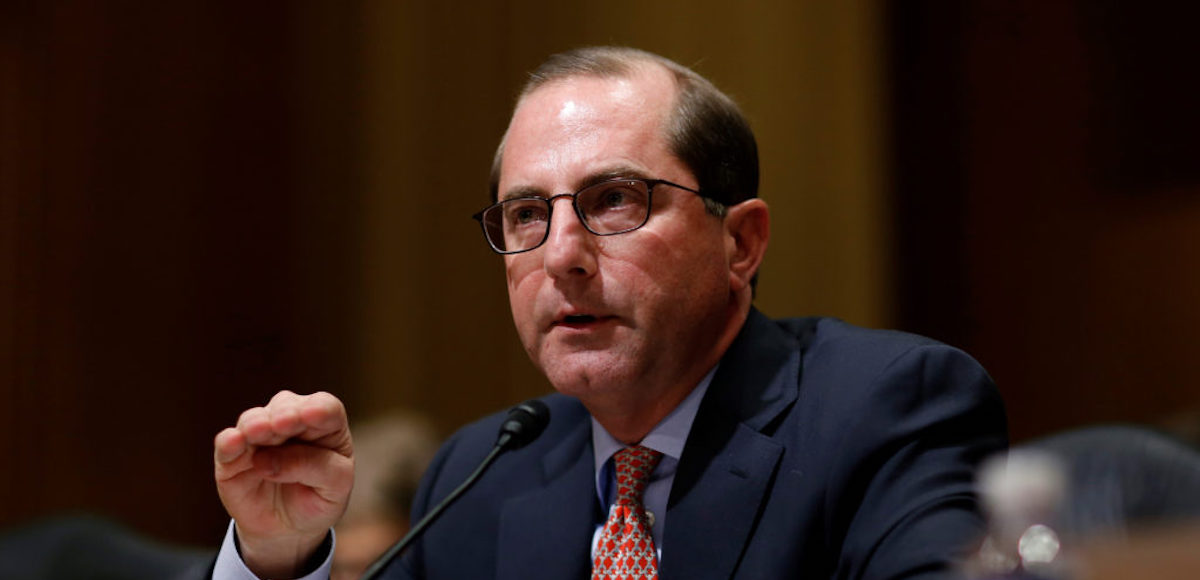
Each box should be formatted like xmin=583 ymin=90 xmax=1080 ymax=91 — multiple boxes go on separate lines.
xmin=490 ymin=47 xmax=759 ymax=212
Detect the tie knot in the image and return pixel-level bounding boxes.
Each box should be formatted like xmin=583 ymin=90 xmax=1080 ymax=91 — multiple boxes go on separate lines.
xmin=612 ymin=445 xmax=662 ymax=505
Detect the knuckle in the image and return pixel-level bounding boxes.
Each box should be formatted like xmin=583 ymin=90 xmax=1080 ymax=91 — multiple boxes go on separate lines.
xmin=306 ymin=392 xmax=346 ymax=419
xmin=237 ymin=407 xmax=265 ymax=427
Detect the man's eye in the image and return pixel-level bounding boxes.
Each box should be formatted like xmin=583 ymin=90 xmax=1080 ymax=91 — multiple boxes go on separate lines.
xmin=506 ymin=202 xmax=547 ymax=225
xmin=600 ymin=189 xmax=628 ymax=208
xmin=590 ymin=186 xmax=642 ymax=213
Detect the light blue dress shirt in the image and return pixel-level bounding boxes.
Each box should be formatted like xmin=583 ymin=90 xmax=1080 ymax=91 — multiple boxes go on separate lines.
xmin=589 ymin=366 xmax=715 ymax=564
xmin=213 ymin=521 xmax=334 ymax=580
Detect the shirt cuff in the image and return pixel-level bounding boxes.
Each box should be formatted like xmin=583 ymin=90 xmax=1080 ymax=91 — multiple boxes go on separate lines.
xmin=212 ymin=520 xmax=335 ymax=580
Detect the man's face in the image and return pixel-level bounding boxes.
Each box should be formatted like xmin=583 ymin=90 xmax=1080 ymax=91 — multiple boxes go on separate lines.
xmin=497 ymin=67 xmax=739 ymax=412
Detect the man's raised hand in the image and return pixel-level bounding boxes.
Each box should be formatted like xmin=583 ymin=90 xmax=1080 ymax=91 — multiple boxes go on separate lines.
xmin=214 ymin=390 xmax=354 ymax=578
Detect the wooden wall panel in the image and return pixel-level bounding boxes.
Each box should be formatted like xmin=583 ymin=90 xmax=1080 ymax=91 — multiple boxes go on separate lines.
xmin=0 ymin=2 xmax=361 ymax=544
xmin=890 ymin=2 xmax=1200 ymax=442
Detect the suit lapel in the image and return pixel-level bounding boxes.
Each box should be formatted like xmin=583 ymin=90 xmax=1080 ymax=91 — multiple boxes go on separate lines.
xmin=495 ymin=416 xmax=596 ymax=580
xmin=660 ymin=309 xmax=803 ymax=579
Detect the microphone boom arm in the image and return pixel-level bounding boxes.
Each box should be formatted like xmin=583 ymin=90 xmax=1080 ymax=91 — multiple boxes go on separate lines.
xmin=361 ymin=399 xmax=549 ymax=579
xmin=360 ymin=442 xmax=505 ymax=579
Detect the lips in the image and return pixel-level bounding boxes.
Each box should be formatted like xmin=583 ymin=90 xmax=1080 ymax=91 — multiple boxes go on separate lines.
xmin=550 ymin=311 xmax=612 ymax=330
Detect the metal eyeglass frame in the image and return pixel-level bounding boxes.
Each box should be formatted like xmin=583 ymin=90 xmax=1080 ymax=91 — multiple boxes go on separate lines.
xmin=471 ymin=178 xmax=705 ymax=255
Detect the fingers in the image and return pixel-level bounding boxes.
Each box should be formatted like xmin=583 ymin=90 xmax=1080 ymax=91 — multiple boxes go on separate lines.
xmin=251 ymin=443 xmax=354 ymax=497
xmin=231 ymin=390 xmax=352 ymax=457
xmin=214 ymin=390 xmax=353 ymax=485
xmin=290 ymin=391 xmax=353 ymax=456
xmin=213 ymin=427 xmax=255 ymax=487
xmin=214 ymin=427 xmax=249 ymax=464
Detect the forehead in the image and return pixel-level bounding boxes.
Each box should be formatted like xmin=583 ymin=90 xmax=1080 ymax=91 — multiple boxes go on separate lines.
xmin=498 ymin=67 xmax=681 ymax=194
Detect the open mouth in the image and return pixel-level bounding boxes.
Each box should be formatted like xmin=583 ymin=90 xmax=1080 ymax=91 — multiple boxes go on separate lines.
xmin=562 ymin=314 xmax=597 ymax=325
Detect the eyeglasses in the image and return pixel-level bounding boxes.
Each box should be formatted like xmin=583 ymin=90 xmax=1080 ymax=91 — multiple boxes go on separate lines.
xmin=472 ymin=178 xmax=704 ymax=254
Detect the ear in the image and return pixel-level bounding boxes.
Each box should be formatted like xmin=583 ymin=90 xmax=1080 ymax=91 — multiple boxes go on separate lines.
xmin=722 ymin=199 xmax=770 ymax=295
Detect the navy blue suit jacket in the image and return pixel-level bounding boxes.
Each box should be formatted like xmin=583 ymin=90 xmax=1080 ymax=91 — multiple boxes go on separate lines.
xmin=392 ymin=310 xmax=1008 ymax=579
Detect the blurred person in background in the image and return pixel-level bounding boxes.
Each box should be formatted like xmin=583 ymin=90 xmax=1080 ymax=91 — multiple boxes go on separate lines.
xmin=332 ymin=412 xmax=438 ymax=580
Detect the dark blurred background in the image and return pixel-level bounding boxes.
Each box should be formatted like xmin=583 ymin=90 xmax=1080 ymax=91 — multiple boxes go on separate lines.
xmin=2 ymin=1 xmax=1197 ymax=548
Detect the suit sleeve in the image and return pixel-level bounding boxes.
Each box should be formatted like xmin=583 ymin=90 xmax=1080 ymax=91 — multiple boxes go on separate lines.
xmin=827 ymin=343 xmax=1008 ymax=580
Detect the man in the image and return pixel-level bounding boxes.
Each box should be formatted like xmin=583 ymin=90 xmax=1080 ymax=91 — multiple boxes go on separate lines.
xmin=211 ymin=46 xmax=1007 ymax=579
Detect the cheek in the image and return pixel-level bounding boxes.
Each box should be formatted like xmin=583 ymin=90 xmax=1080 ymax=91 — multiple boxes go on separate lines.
xmin=505 ymin=258 xmax=541 ymax=321
xmin=611 ymin=252 xmax=725 ymax=333
xmin=626 ymin=228 xmax=727 ymax=294
xmin=504 ymin=255 xmax=536 ymax=291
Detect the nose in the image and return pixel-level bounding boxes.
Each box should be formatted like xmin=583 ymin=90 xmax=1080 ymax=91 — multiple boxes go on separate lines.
xmin=542 ymin=195 xmax=597 ymax=279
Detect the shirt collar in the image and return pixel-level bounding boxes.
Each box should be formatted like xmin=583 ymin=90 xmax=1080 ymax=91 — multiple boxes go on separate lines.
xmin=590 ymin=365 xmax=717 ymax=476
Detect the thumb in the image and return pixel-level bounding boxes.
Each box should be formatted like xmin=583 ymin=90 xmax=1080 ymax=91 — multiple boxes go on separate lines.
xmin=252 ymin=442 xmax=354 ymax=496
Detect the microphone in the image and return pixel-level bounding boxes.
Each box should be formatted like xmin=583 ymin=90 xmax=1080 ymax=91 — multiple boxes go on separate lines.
xmin=361 ymin=399 xmax=550 ymax=579
xmin=495 ymin=399 xmax=551 ymax=450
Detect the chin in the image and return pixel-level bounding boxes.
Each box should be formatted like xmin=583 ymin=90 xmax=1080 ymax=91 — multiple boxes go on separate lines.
xmin=538 ymin=351 xmax=634 ymax=400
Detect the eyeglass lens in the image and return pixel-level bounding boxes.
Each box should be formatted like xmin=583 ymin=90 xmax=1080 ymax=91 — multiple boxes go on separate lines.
xmin=482 ymin=180 xmax=651 ymax=253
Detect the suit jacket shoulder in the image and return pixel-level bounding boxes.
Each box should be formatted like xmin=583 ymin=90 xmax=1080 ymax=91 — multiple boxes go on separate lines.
xmin=665 ymin=311 xmax=1007 ymax=580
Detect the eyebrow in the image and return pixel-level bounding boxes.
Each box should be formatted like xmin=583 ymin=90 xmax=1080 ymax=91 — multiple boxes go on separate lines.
xmin=498 ymin=165 xmax=654 ymax=202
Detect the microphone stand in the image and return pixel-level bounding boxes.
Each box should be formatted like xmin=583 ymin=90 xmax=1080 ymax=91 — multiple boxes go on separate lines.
xmin=360 ymin=443 xmax=506 ymax=579
xmin=360 ymin=399 xmax=549 ymax=579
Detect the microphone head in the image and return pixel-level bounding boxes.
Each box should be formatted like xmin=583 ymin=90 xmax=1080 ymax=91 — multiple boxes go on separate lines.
xmin=496 ymin=399 xmax=550 ymax=450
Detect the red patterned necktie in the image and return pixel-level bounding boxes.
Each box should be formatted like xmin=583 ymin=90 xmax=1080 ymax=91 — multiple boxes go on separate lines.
xmin=593 ymin=445 xmax=664 ymax=580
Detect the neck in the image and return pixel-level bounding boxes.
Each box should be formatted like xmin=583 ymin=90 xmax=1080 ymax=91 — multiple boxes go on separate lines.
xmin=588 ymin=302 xmax=751 ymax=444
xmin=594 ymin=389 xmax=695 ymax=445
